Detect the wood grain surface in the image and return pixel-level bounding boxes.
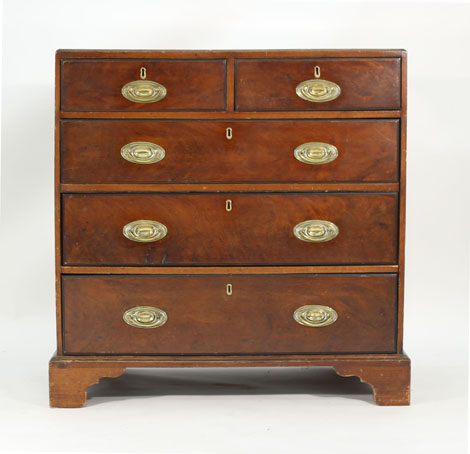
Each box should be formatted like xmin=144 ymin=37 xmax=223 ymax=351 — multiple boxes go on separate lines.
xmin=61 ymin=119 xmax=399 ymax=184
xmin=62 ymin=274 xmax=397 ymax=355
xmin=51 ymin=49 xmax=409 ymax=407
xmin=236 ymin=58 xmax=400 ymax=111
xmin=49 ymin=352 xmax=410 ymax=407
xmin=62 ymin=193 xmax=398 ymax=266
xmin=61 ymin=59 xmax=226 ymax=111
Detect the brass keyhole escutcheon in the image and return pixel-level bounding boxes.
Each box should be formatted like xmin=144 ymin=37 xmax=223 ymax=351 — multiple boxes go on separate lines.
xmin=226 ymin=284 xmax=233 ymax=296
xmin=226 ymin=127 xmax=233 ymax=140
xmin=226 ymin=199 xmax=232 ymax=212
xmin=314 ymin=65 xmax=321 ymax=78
xmin=140 ymin=67 xmax=147 ymax=79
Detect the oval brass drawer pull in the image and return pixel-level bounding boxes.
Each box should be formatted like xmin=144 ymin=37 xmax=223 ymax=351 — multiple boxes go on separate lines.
xmin=294 ymin=142 xmax=339 ymax=165
xmin=123 ymin=306 xmax=168 ymax=329
xmin=122 ymin=220 xmax=168 ymax=243
xmin=293 ymin=220 xmax=339 ymax=243
xmin=293 ymin=305 xmax=338 ymax=327
xmin=121 ymin=80 xmax=167 ymax=103
xmin=295 ymin=79 xmax=341 ymax=103
xmin=121 ymin=141 xmax=166 ymax=164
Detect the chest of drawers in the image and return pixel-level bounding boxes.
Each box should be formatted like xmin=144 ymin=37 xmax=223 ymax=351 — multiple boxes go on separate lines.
xmin=49 ymin=49 xmax=410 ymax=407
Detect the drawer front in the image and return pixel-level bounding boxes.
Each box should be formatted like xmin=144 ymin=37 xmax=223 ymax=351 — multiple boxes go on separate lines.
xmin=61 ymin=119 xmax=399 ymax=183
xmin=61 ymin=59 xmax=226 ymax=111
xmin=236 ymin=58 xmax=400 ymax=111
xmin=62 ymin=274 xmax=397 ymax=355
xmin=62 ymin=193 xmax=398 ymax=266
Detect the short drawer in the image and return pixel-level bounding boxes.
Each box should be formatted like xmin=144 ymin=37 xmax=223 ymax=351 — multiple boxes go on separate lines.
xmin=62 ymin=274 xmax=398 ymax=355
xmin=236 ymin=58 xmax=400 ymax=110
xmin=62 ymin=193 xmax=398 ymax=266
xmin=61 ymin=119 xmax=399 ymax=183
xmin=61 ymin=59 xmax=226 ymax=111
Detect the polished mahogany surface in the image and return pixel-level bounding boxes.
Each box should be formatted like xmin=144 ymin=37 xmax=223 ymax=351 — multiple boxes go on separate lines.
xmin=50 ymin=49 xmax=409 ymax=407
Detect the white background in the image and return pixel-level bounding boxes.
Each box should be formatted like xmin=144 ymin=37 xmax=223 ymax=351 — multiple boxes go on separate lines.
xmin=0 ymin=0 xmax=469 ymax=452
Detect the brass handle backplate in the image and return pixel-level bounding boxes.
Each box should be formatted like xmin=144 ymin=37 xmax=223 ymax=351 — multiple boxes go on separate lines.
xmin=121 ymin=80 xmax=167 ymax=103
xmin=296 ymin=79 xmax=341 ymax=103
xmin=123 ymin=306 xmax=168 ymax=329
xmin=122 ymin=220 xmax=168 ymax=243
xmin=293 ymin=305 xmax=338 ymax=327
xmin=121 ymin=141 xmax=166 ymax=164
xmin=293 ymin=220 xmax=339 ymax=243
xmin=294 ymin=142 xmax=339 ymax=165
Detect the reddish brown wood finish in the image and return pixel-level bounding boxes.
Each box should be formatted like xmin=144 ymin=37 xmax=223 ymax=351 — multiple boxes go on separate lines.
xmin=49 ymin=353 xmax=410 ymax=407
xmin=226 ymin=56 xmax=235 ymax=111
xmin=236 ymin=59 xmax=401 ymax=111
xmin=334 ymin=359 xmax=410 ymax=405
xmin=52 ymin=49 xmax=409 ymax=407
xmin=60 ymin=110 xmax=401 ymax=119
xmin=60 ymin=182 xmax=399 ymax=193
xmin=49 ymin=360 xmax=125 ymax=408
xmin=61 ymin=265 xmax=398 ymax=274
xmin=397 ymin=51 xmax=408 ymax=353
xmin=62 ymin=193 xmax=398 ymax=266
xmin=57 ymin=49 xmax=405 ymax=59
xmin=62 ymin=274 xmax=397 ymax=355
xmin=61 ymin=59 xmax=226 ymax=111
xmin=61 ymin=119 xmax=399 ymax=184
xmin=55 ymin=52 xmax=63 ymax=355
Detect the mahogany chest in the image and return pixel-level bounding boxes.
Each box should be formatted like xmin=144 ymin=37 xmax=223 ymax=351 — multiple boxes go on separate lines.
xmin=49 ymin=49 xmax=410 ymax=407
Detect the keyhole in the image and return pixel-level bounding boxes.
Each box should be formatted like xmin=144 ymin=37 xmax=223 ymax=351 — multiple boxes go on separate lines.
xmin=314 ymin=66 xmax=321 ymax=78
xmin=226 ymin=284 xmax=233 ymax=296
xmin=226 ymin=127 xmax=233 ymax=140
xmin=226 ymin=199 xmax=232 ymax=212
xmin=140 ymin=67 xmax=147 ymax=79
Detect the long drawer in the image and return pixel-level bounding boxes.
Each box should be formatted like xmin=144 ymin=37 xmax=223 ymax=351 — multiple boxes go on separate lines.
xmin=61 ymin=59 xmax=226 ymax=111
xmin=62 ymin=274 xmax=398 ymax=355
xmin=62 ymin=193 xmax=398 ymax=266
xmin=236 ymin=58 xmax=401 ymax=111
xmin=61 ymin=119 xmax=399 ymax=184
